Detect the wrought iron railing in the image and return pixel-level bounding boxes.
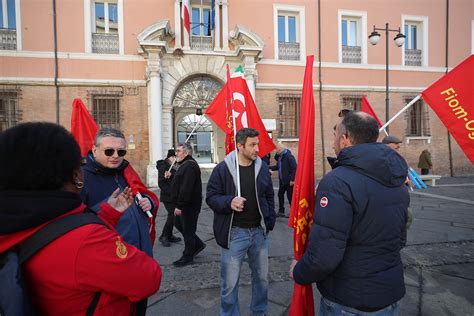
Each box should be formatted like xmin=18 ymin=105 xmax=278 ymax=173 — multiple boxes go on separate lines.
xmin=191 ymin=36 xmax=213 ymax=51
xmin=0 ymin=28 xmax=17 ymax=50
xmin=342 ymin=45 xmax=361 ymax=64
xmin=278 ymin=42 xmax=300 ymax=61
xmin=405 ymin=49 xmax=422 ymax=66
xmin=92 ymin=33 xmax=119 ymax=54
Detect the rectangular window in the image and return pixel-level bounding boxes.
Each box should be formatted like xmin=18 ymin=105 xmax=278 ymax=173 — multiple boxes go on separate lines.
xmin=0 ymin=91 xmax=20 ymax=132
xmin=341 ymin=16 xmax=361 ymax=63
xmin=404 ymin=21 xmax=423 ymax=66
xmin=191 ymin=6 xmax=211 ymax=37
xmin=406 ymin=98 xmax=430 ymax=137
xmin=91 ymin=0 xmax=119 ymax=54
xmin=341 ymin=96 xmax=362 ymax=111
xmin=278 ymin=95 xmax=300 ymax=138
xmin=190 ymin=5 xmax=212 ymax=51
xmin=92 ymin=96 xmax=121 ymax=129
xmin=0 ymin=0 xmax=17 ymax=50
xmin=277 ymin=12 xmax=300 ymax=60
xmin=0 ymin=0 xmax=15 ymax=28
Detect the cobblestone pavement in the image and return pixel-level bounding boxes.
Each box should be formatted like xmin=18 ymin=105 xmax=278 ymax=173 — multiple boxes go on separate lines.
xmin=146 ymin=176 xmax=474 ymax=315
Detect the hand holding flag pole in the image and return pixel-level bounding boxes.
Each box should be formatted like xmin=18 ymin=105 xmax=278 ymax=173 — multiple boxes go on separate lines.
xmin=227 ymin=64 xmax=241 ymax=197
xmin=167 ymin=114 xmax=207 ymax=173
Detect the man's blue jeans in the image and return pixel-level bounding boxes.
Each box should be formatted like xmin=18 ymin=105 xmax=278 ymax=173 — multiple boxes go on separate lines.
xmin=320 ymin=297 xmax=400 ymax=316
xmin=220 ymin=226 xmax=269 ymax=316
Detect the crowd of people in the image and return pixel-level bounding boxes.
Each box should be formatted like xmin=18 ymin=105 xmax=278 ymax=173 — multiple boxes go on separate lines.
xmin=0 ymin=109 xmax=416 ymax=315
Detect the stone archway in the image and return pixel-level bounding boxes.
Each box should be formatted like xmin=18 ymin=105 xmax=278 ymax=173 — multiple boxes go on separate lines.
xmin=172 ymin=75 xmax=223 ymax=164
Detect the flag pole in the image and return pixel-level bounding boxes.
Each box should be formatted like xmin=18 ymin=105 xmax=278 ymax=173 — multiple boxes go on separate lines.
xmin=225 ymin=64 xmax=241 ymax=197
xmin=379 ymin=94 xmax=421 ymax=133
xmin=230 ymin=89 xmax=242 ymax=197
xmin=167 ymin=114 xmax=206 ymax=172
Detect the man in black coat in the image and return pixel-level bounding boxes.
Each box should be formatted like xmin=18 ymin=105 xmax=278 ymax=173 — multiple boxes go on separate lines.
xmin=290 ymin=112 xmax=409 ymax=315
xmin=271 ymin=143 xmax=297 ymax=217
xmin=171 ymin=143 xmax=206 ymax=267
xmin=156 ymin=149 xmax=182 ymax=247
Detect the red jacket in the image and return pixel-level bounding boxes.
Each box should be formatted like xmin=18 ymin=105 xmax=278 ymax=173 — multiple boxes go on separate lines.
xmin=0 ymin=203 xmax=162 ymax=316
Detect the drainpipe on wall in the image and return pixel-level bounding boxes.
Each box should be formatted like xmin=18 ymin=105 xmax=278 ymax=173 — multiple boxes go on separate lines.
xmin=318 ymin=0 xmax=326 ymax=175
xmin=445 ymin=0 xmax=454 ymax=176
xmin=53 ymin=0 xmax=60 ymax=123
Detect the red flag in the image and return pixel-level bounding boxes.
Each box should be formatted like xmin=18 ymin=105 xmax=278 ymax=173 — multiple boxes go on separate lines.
xmin=206 ymin=68 xmax=276 ymax=157
xmin=71 ymin=98 xmax=98 ymax=157
xmin=360 ymin=96 xmax=382 ymax=128
xmin=421 ymin=55 xmax=474 ymax=164
xmin=123 ymin=164 xmax=160 ymax=245
xmin=225 ymin=65 xmax=236 ymax=153
xmin=288 ymin=56 xmax=315 ymax=316
xmin=182 ymin=0 xmax=190 ymax=37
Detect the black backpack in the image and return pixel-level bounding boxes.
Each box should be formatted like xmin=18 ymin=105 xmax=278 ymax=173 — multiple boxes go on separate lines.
xmin=0 ymin=212 xmax=105 ymax=316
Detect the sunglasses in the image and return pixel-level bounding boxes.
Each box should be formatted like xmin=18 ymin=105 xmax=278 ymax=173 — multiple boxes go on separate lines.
xmin=104 ymin=148 xmax=127 ymax=157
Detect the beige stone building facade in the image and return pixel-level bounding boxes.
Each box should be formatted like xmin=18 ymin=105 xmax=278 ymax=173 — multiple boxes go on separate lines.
xmin=1 ymin=0 xmax=473 ymax=185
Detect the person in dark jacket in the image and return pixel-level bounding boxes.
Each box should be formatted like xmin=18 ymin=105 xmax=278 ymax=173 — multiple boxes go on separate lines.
xmin=290 ymin=112 xmax=409 ymax=315
xmin=206 ymin=128 xmax=276 ymax=316
xmin=81 ymin=127 xmax=158 ymax=316
xmin=170 ymin=142 xmax=206 ymax=267
xmin=156 ymin=149 xmax=182 ymax=247
xmin=271 ymin=143 xmax=297 ymax=217
xmin=418 ymin=149 xmax=432 ymax=175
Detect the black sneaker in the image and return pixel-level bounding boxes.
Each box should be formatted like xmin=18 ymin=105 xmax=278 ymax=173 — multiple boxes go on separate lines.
xmin=158 ymin=236 xmax=171 ymax=247
xmin=192 ymin=242 xmax=206 ymax=258
xmin=168 ymin=235 xmax=182 ymax=243
xmin=173 ymin=257 xmax=193 ymax=267
xmin=277 ymin=212 xmax=288 ymax=218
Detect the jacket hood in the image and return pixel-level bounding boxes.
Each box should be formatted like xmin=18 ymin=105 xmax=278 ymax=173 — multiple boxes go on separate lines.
xmin=83 ymin=152 xmax=129 ymax=175
xmin=224 ymin=150 xmax=262 ymax=188
xmin=156 ymin=159 xmax=169 ymax=169
xmin=335 ymin=143 xmax=408 ymax=187
xmin=0 ymin=191 xmax=84 ymax=251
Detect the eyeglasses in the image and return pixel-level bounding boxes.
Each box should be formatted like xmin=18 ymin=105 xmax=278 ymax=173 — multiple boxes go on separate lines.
xmin=104 ymin=148 xmax=127 ymax=157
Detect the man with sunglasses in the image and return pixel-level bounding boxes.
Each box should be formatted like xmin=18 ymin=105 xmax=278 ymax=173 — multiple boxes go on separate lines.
xmin=80 ymin=127 xmax=158 ymax=316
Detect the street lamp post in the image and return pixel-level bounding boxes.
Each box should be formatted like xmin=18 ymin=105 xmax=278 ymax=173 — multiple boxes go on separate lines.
xmin=368 ymin=23 xmax=405 ymax=133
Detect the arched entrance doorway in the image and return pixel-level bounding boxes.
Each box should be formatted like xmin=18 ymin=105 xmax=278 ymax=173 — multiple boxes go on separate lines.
xmin=172 ymin=75 xmax=223 ymax=163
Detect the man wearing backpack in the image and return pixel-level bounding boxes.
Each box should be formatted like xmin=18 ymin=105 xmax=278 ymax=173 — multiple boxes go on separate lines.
xmin=0 ymin=122 xmax=162 ymax=316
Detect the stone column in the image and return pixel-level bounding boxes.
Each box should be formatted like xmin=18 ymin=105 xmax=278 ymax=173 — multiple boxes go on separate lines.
xmin=213 ymin=0 xmax=221 ymax=50
xmin=243 ymin=56 xmax=257 ymax=101
xmin=162 ymin=106 xmax=174 ymax=151
xmin=146 ymin=52 xmax=163 ymax=187
xmin=222 ymin=0 xmax=229 ymax=51
xmin=174 ymin=0 xmax=182 ymax=48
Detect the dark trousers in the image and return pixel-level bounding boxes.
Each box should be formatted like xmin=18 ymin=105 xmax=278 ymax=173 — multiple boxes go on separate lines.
xmin=421 ymin=168 xmax=430 ymax=175
xmin=160 ymin=201 xmax=183 ymax=238
xmin=135 ymin=298 xmax=148 ymax=316
xmin=278 ymin=182 xmax=293 ymax=213
xmin=179 ymin=209 xmax=204 ymax=260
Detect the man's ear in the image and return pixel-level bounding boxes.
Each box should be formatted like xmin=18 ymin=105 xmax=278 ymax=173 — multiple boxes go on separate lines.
xmin=92 ymin=145 xmax=98 ymax=157
xmin=341 ymin=133 xmax=352 ymax=148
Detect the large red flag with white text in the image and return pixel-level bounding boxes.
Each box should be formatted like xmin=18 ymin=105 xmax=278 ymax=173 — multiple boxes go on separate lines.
xmin=205 ymin=67 xmax=275 ymax=157
xmin=288 ymin=56 xmax=316 ymax=316
xmin=360 ymin=96 xmax=382 ymax=128
xmin=421 ymin=55 xmax=474 ymax=164
xmin=71 ymin=98 xmax=98 ymax=157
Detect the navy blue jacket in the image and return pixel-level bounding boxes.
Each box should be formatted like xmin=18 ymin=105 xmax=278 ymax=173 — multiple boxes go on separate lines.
xmin=81 ymin=153 xmax=155 ymax=257
xmin=293 ymin=143 xmax=409 ymax=310
xmin=272 ymin=149 xmax=297 ymax=185
xmin=206 ymin=151 xmax=276 ymax=249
